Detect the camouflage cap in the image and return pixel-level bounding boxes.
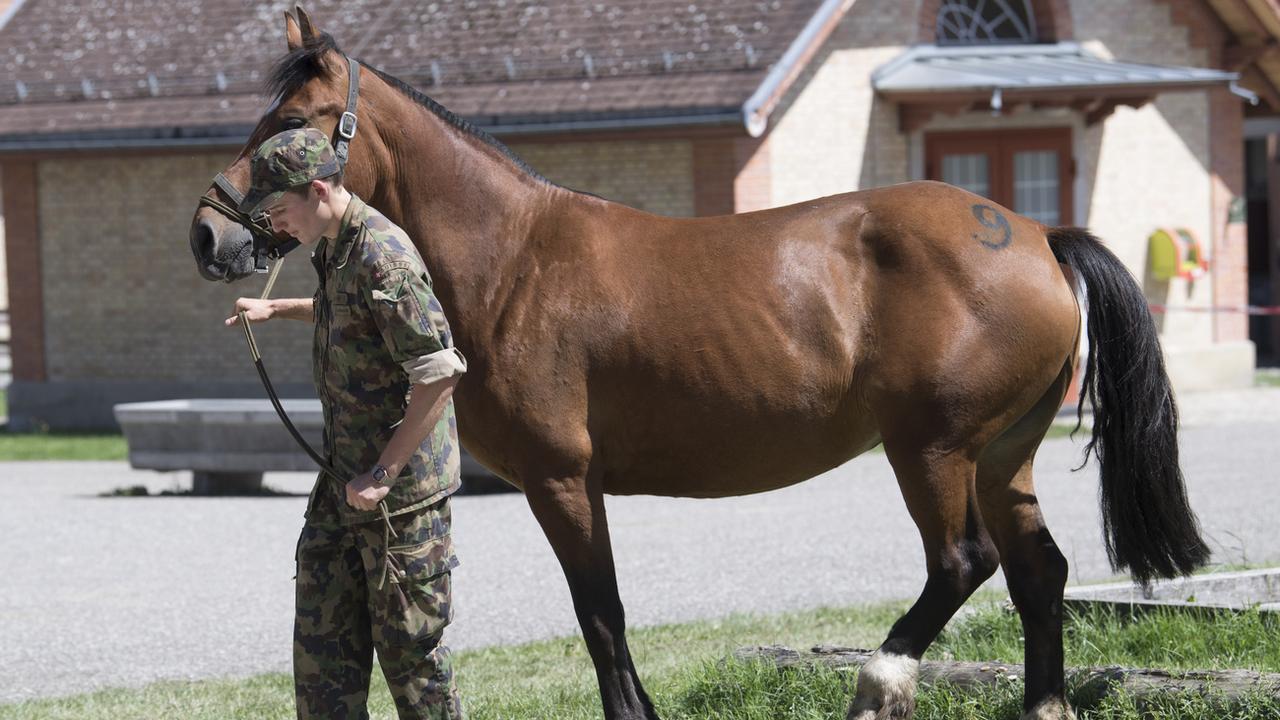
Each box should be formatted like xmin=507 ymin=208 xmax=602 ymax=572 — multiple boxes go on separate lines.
xmin=239 ymin=128 xmax=341 ymax=216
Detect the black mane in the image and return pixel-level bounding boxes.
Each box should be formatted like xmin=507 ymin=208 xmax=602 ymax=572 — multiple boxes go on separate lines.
xmin=265 ymin=33 xmax=549 ymax=184
xmin=266 ymin=32 xmax=342 ymax=103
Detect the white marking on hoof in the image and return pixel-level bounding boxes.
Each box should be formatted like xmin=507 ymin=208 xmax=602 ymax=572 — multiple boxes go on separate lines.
xmin=846 ymin=651 xmax=920 ymax=720
xmin=1020 ymin=697 xmax=1077 ymax=720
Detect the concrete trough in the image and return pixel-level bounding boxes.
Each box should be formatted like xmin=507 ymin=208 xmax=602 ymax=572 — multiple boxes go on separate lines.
xmin=1063 ymin=567 xmax=1280 ymax=616
xmin=114 ymin=398 xmax=507 ymax=494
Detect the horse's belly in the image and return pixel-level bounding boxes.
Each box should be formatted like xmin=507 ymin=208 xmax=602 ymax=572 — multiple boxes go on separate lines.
xmin=598 ymin=409 xmax=881 ymax=498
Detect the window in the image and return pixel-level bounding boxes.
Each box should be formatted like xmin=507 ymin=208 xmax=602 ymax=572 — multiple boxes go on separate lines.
xmin=926 ymin=128 xmax=1073 ymax=225
xmin=936 ymin=0 xmax=1038 ymax=45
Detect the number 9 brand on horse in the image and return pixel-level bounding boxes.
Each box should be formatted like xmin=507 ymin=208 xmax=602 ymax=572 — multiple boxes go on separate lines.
xmin=190 ymin=8 xmax=1209 ymax=720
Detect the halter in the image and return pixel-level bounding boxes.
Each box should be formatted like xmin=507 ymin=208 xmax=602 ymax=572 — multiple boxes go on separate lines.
xmin=221 ymin=55 xmax=397 ymax=558
xmin=198 ymin=54 xmax=361 ymax=272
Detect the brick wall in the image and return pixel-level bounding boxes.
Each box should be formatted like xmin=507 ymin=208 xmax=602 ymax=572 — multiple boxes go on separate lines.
xmin=890 ymin=0 xmax=1223 ymax=351
xmin=758 ymin=0 xmax=1249 ymax=387
xmin=766 ymin=0 xmax=917 ymax=208
xmin=30 ymin=139 xmax=695 ymax=387
xmin=0 ymin=172 xmax=7 ymax=313
xmin=3 ymin=161 xmax=41 ymax=381
xmin=1210 ymin=89 xmax=1248 ymax=344
xmin=37 ymin=154 xmax=318 ymax=384
xmin=1072 ymin=0 xmax=1220 ymax=348
xmin=14 ymin=0 xmax=1252 ymax=400
xmin=690 ymin=136 xmax=772 ymax=216
xmin=508 ymin=139 xmax=695 ymax=217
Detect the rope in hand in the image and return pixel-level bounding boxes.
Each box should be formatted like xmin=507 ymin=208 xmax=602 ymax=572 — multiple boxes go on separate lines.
xmin=238 ymin=258 xmax=398 ymax=586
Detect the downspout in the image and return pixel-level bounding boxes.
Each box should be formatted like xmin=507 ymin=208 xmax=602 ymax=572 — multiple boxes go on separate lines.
xmin=741 ymin=0 xmax=856 ymax=137
xmin=0 ymin=0 xmax=28 ymax=31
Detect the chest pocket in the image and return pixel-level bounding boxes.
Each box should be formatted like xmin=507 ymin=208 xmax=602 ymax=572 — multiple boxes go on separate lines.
xmin=331 ymin=292 xmax=354 ymax=319
xmin=326 ymin=290 xmax=361 ymax=349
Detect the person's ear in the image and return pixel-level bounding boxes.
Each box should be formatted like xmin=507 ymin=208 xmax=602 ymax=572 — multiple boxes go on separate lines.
xmin=311 ymin=179 xmax=329 ymax=202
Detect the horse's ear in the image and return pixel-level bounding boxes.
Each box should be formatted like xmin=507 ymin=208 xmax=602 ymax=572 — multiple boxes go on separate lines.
xmin=284 ymin=10 xmax=303 ymax=52
xmin=296 ymin=6 xmax=319 ymax=40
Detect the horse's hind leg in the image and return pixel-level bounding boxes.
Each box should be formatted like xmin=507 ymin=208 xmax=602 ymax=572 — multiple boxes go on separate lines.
xmin=848 ymin=444 xmax=1000 ymax=720
xmin=523 ymin=469 xmax=658 ymax=720
xmin=975 ymin=365 xmax=1077 ymax=720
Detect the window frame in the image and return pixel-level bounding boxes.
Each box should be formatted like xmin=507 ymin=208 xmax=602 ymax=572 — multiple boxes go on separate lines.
xmin=925 ymin=127 xmax=1074 ymax=225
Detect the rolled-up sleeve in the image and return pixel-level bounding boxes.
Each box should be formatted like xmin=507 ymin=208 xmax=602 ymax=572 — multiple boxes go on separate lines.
xmin=401 ymin=348 xmax=468 ymax=385
xmin=365 ymin=268 xmax=467 ymax=385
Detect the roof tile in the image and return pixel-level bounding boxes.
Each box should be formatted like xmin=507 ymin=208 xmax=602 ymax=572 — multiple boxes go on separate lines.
xmin=0 ymin=0 xmax=823 ymax=135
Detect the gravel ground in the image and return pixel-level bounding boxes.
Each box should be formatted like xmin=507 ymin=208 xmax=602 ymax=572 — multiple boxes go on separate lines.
xmin=1 ymin=388 xmax=1278 ymax=702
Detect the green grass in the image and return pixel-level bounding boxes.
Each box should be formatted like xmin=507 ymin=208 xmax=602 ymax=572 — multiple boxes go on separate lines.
xmin=1045 ymin=420 xmax=1085 ymax=440
xmin=1256 ymin=368 xmax=1280 ymax=387
xmin=0 ymin=604 xmax=902 ymax=720
xmin=0 ymin=388 xmax=130 ymax=461
xmin=4 ymin=600 xmax=1279 ymax=720
xmin=0 ymin=386 xmax=128 ymax=461
xmin=0 ymin=432 xmax=127 ymax=461
xmin=933 ymin=603 xmax=1280 ymax=672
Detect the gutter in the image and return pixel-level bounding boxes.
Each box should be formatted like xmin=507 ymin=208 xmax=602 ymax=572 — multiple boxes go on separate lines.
xmin=0 ymin=110 xmax=745 ymax=153
xmin=741 ymin=0 xmax=855 ymax=137
xmin=482 ymin=110 xmax=742 ymax=136
xmin=0 ymin=125 xmax=257 ymax=153
xmin=0 ymin=135 xmax=253 ymax=152
xmin=0 ymin=0 xmax=27 ymax=32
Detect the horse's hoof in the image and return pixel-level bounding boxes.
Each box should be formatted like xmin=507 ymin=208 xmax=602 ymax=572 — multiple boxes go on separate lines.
xmin=1020 ymin=697 xmax=1077 ymax=720
xmin=845 ymin=651 xmax=919 ymax=720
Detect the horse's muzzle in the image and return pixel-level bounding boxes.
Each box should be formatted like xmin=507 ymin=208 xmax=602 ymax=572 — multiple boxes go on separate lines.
xmin=190 ymin=216 xmax=256 ymax=282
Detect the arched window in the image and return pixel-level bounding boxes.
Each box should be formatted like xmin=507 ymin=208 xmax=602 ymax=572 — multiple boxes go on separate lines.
xmin=936 ymin=0 xmax=1038 ymax=45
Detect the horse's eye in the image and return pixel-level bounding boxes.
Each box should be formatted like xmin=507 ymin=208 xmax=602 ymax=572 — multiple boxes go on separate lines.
xmin=282 ymin=118 xmax=307 ymax=130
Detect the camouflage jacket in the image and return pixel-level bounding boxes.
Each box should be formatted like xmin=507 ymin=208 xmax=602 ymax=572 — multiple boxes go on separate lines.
xmin=310 ymin=195 xmax=466 ymax=525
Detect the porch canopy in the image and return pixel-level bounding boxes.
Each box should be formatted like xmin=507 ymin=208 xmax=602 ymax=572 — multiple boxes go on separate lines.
xmin=873 ymin=42 xmax=1243 ymax=132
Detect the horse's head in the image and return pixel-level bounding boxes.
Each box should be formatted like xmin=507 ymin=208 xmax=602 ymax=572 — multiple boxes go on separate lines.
xmin=188 ymin=7 xmax=382 ymax=282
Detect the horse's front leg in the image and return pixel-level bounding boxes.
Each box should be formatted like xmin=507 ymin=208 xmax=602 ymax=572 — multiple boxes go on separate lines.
xmin=524 ymin=470 xmax=658 ymax=720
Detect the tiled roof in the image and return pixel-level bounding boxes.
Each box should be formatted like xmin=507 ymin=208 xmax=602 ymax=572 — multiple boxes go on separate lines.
xmin=0 ymin=0 xmax=830 ymax=141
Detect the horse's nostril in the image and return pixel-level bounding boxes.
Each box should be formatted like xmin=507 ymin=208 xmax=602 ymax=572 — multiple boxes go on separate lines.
xmin=191 ymin=219 xmax=217 ymax=263
xmin=190 ymin=218 xmax=230 ymax=281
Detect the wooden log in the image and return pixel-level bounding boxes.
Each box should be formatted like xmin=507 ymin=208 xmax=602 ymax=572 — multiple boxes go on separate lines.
xmin=733 ymin=645 xmax=1280 ymax=701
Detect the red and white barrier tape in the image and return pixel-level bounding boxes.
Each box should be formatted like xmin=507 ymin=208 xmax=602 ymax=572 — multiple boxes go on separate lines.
xmin=1149 ymin=303 xmax=1280 ymax=316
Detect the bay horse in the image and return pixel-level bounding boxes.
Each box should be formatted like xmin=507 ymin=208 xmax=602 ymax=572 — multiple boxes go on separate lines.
xmin=189 ymin=9 xmax=1209 ymax=720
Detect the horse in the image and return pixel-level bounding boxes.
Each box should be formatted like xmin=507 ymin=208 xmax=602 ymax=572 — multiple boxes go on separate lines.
xmin=188 ymin=9 xmax=1209 ymax=720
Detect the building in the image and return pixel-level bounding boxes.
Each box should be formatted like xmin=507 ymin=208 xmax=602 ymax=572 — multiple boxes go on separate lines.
xmin=1 ymin=0 xmax=1276 ymax=430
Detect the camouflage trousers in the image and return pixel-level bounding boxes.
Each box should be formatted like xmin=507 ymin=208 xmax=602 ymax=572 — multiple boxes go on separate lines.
xmin=294 ymin=488 xmax=462 ymax=719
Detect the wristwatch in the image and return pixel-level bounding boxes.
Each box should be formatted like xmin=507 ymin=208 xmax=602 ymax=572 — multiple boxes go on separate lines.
xmin=371 ymin=464 xmax=391 ymax=485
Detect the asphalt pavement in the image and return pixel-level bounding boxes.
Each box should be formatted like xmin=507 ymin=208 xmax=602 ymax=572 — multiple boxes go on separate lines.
xmin=1 ymin=388 xmax=1278 ymax=702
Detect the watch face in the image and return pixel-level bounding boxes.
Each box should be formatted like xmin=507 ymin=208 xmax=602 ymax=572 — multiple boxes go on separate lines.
xmin=373 ymin=466 xmax=387 ymax=482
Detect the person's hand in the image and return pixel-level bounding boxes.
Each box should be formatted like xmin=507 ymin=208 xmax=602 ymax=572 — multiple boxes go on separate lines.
xmin=225 ymin=298 xmax=275 ymax=327
xmin=346 ymin=472 xmax=391 ymax=512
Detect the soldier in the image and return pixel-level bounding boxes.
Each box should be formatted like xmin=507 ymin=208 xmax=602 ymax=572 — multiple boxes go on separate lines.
xmin=225 ymin=127 xmax=467 ymax=719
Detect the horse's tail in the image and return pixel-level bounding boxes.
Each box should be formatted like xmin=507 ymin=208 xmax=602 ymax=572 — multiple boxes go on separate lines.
xmin=1047 ymin=226 xmax=1210 ymax=586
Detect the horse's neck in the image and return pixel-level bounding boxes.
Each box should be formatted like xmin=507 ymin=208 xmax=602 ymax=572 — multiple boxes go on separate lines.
xmin=373 ymin=104 xmax=559 ymax=352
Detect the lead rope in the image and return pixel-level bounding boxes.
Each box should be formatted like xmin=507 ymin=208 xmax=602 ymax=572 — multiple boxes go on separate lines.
xmin=378 ymin=502 xmax=396 ymax=590
xmin=220 ymin=53 xmax=396 ymax=583
xmin=238 ymin=257 xmax=335 ymax=476
xmin=239 ymin=258 xmax=398 ymax=585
